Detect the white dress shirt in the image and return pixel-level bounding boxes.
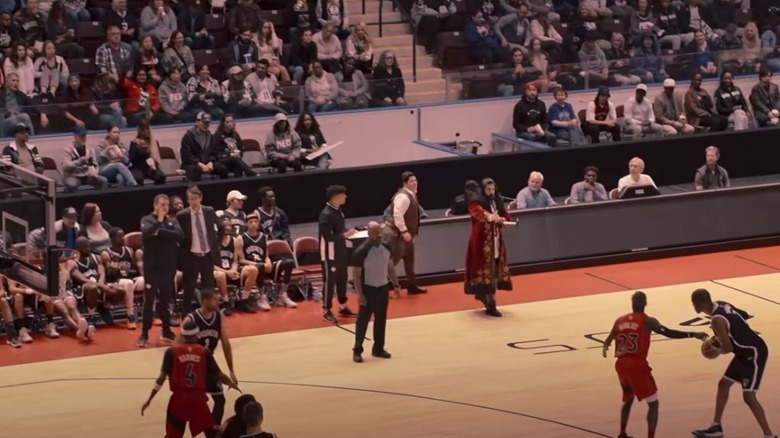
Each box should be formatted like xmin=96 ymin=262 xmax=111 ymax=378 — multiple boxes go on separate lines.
xmin=189 ymin=207 xmax=209 ymax=253
xmin=392 ymin=188 xmax=415 ymax=233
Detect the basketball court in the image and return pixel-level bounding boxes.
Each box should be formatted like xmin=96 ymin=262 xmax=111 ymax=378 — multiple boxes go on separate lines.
xmin=1 ymin=245 xmax=778 ymax=437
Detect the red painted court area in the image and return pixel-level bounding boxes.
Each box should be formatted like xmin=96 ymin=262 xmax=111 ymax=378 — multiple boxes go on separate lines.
xmin=2 ymin=245 xmax=778 ymax=368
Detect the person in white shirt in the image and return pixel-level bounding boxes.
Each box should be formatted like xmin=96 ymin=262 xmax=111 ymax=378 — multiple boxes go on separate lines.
xmin=617 ymin=157 xmax=657 ymax=192
xmin=623 ymin=83 xmax=664 ymax=136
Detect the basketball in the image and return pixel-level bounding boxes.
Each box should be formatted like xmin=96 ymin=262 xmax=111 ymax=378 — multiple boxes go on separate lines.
xmin=701 ymin=337 xmax=721 ymax=359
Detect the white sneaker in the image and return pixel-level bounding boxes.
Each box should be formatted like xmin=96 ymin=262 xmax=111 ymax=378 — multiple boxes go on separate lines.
xmin=257 ymin=295 xmax=271 ymax=311
xmin=45 ymin=322 xmax=60 ymax=339
xmin=86 ymin=325 xmax=96 ymax=341
xmin=279 ymin=292 xmax=298 ymax=308
xmin=19 ymin=327 xmax=33 ymax=343
xmin=76 ymin=318 xmax=88 ymax=341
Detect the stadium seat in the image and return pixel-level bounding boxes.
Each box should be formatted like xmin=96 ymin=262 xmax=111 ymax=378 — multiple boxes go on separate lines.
xmin=267 ymin=240 xmax=308 ymax=297
xmin=436 ymin=32 xmax=470 ymax=70
xmin=41 ymin=156 xmax=62 ymax=185
xmin=240 ymin=139 xmax=272 ymax=173
xmin=66 ymin=58 xmax=97 ymax=82
xmin=123 ymin=231 xmax=143 ymax=251
xmin=158 ymin=146 xmax=185 ymax=180
xmin=293 ymin=236 xmax=322 ymax=291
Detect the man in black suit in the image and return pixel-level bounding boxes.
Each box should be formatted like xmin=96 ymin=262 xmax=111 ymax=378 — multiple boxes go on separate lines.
xmin=176 ymin=185 xmax=220 ymax=315
xmin=138 ymin=194 xmax=184 ymax=347
xmin=179 ymin=112 xmax=229 ymax=182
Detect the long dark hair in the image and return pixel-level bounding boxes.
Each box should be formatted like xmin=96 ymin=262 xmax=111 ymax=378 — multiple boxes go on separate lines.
xmin=81 ymin=202 xmax=100 ymax=227
xmin=294 ymin=112 xmax=320 ymax=134
xmin=480 ymin=178 xmax=507 ymax=215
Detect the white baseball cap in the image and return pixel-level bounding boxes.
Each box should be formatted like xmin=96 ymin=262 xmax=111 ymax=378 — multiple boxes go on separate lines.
xmin=636 ymin=83 xmax=648 ymax=92
xmin=663 ymin=78 xmax=676 ymax=88
xmin=226 ymin=190 xmax=247 ymax=202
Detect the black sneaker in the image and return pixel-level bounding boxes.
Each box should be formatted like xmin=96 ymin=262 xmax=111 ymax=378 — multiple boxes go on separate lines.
xmin=137 ymin=333 xmax=149 ymax=348
xmin=617 ymin=434 xmax=633 ymax=438
xmin=372 ymin=350 xmax=392 ymax=359
xmin=322 ymin=312 xmax=338 ymax=324
xmin=692 ymin=424 xmax=723 ymax=437
xmin=161 ymin=331 xmax=176 ymax=344
xmin=486 ymin=308 xmax=503 ymax=317
xmin=6 ymin=335 xmax=21 ymax=348
xmin=338 ymin=307 xmax=357 ymax=317
xmin=353 ymin=354 xmax=363 ymax=363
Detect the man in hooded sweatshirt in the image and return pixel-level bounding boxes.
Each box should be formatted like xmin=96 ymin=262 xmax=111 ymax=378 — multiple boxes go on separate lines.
xmin=512 ymin=83 xmax=557 ymax=146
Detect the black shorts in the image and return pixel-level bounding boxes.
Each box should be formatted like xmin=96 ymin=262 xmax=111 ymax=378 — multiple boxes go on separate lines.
xmin=724 ymin=343 xmax=769 ymax=391
xmin=206 ymin=375 xmax=223 ymax=395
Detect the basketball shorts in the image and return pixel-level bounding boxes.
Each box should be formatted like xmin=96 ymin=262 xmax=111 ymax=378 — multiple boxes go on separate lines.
xmin=206 ymin=374 xmax=224 ymax=395
xmin=165 ymin=392 xmax=213 ymax=438
xmin=724 ymin=343 xmax=769 ymax=391
xmin=615 ymin=358 xmax=657 ymax=402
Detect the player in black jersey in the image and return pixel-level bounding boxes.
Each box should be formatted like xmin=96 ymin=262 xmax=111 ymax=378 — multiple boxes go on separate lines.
xmin=182 ymin=288 xmax=237 ymax=428
xmin=691 ymin=289 xmax=776 ymax=438
xmin=214 ymin=219 xmax=259 ymax=315
xmin=1 ymin=278 xmax=21 ymax=347
xmin=218 ymin=190 xmax=249 ymax=236
xmin=256 ymin=187 xmax=292 ymax=244
xmin=241 ymin=401 xmax=279 ymax=438
xmin=100 ymin=227 xmax=143 ymax=330
xmin=4 ymin=275 xmax=60 ymax=342
xmin=239 ymin=212 xmax=297 ymax=311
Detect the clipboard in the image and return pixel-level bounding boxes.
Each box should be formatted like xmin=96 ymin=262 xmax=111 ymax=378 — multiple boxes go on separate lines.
xmin=305 ymin=141 xmax=343 ymax=160
xmin=347 ymin=230 xmax=369 ymax=240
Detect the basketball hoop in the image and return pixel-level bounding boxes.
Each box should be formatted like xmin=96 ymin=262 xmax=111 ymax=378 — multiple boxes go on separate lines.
xmin=26 ymin=248 xmax=79 ymax=268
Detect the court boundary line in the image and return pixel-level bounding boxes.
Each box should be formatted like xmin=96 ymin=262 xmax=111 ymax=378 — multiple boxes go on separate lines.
xmin=584 ymin=272 xmax=632 ymax=290
xmin=709 ymin=280 xmax=780 ymax=306
xmin=0 ymin=377 xmax=612 ymax=437
xmin=733 ymin=255 xmax=780 ymax=271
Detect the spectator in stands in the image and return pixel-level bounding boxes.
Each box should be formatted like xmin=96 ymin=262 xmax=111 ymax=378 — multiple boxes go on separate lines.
xmin=413 ymin=0 xmax=445 ymax=56
xmin=295 ymin=111 xmax=332 ymax=169
xmin=610 ymin=0 xmax=633 ymax=23
xmin=62 ymin=126 xmax=108 ymax=191
xmin=469 ymin=0 xmax=510 ymax=21
xmin=655 ymin=0 xmax=692 ymax=51
xmin=568 ymin=4 xmax=609 ymax=56
xmin=617 ymin=157 xmax=657 ymax=192
xmin=1 ymin=73 xmax=47 ymax=135
xmin=223 ymin=64 xmax=263 ymax=118
xmin=227 ymin=25 xmax=259 ymax=71
xmin=685 ymin=73 xmax=727 ymax=131
xmin=345 ymin=22 xmax=373 ymax=73
xmin=569 ymin=166 xmax=607 ymax=203
xmin=313 ymin=23 xmax=343 ymax=73
xmin=266 ymin=55 xmax=290 ymax=85
xmin=120 ymin=68 xmax=163 ymax=126
xmin=605 ymin=33 xmax=641 ymax=86
xmin=210 ymin=114 xmax=256 ymax=177
xmin=134 ymin=35 xmax=162 ymax=83
xmin=79 ymin=202 xmax=113 ymax=254
xmin=256 ymin=21 xmax=283 ymax=62
xmin=128 ymin=119 xmax=166 ymax=185
xmin=629 ymin=0 xmax=659 ymax=48
xmin=653 ymin=78 xmax=694 ymax=135
xmin=547 ymin=88 xmax=583 ymax=145
xmin=750 ymin=68 xmax=780 ymax=127
xmin=335 ymin=56 xmax=369 ymax=109
xmin=228 ymin=0 xmax=261 ymax=37
xmin=46 ymin=2 xmax=85 ymax=59
xmin=714 ymin=71 xmax=751 ymax=131
xmin=63 ymin=0 xmax=90 ymax=22
xmin=286 ymin=0 xmax=316 ymax=43
xmin=91 ymin=72 xmax=128 ymax=128
xmin=0 ymin=12 xmax=11 ymax=61
xmin=374 ymin=50 xmax=406 ymax=106
xmin=584 ymin=86 xmax=620 ymax=143
xmin=578 ymin=37 xmax=608 ymax=88
xmin=580 ymin=0 xmax=610 ymax=18
xmin=33 ymin=41 xmax=67 ymax=97
xmin=11 ymin=0 xmax=46 ymax=57
xmin=494 ymin=2 xmax=531 ymax=54
xmin=180 ymin=112 xmax=229 ymax=180
xmin=159 ymin=67 xmax=194 ymax=123
xmin=528 ymin=0 xmax=559 ymax=22
xmin=464 ymin=9 xmax=506 ymax=65
xmin=256 ymin=186 xmax=292 ymax=244
xmin=95 ymin=26 xmax=134 ymax=81
xmin=498 ymin=48 xmax=542 ymax=96
xmin=1 ymin=123 xmax=44 ymax=173
xmin=623 ymin=83 xmax=664 ymax=137
xmin=695 ymin=145 xmax=730 ymax=190
xmin=740 ymin=22 xmax=763 ymax=73
xmin=62 ymin=74 xmax=97 ymax=130
xmin=305 ymin=60 xmax=339 ymax=112
xmin=529 ymin=11 xmax=562 ymax=60
xmin=289 ymin=28 xmax=317 ymax=83
xmin=3 ymin=42 xmax=34 ymax=97
xmin=27 ymin=206 xmax=80 ymax=249
xmin=317 ymin=0 xmax=350 ymax=39
xmin=527 ymin=38 xmax=563 ymax=91
xmin=162 ymin=30 xmax=196 ymax=80
xmin=265 ymin=113 xmax=303 ymax=173
xmin=176 ymin=0 xmax=212 ymax=50
xmin=515 ymin=171 xmax=555 ymax=208
xmin=139 ymin=0 xmax=177 ymax=48
xmin=96 ymin=125 xmax=138 ymax=187
xmin=685 ymin=30 xmax=717 ymax=78
xmin=717 ymin=23 xmax=742 ymax=52
xmin=245 ymin=59 xmax=289 ymax=115
xmin=631 ymin=35 xmax=667 ymax=84
xmin=105 ymin=0 xmax=138 ymax=48
xmin=186 ymin=64 xmax=225 ymax=121
xmin=512 ymin=83 xmax=555 ymax=146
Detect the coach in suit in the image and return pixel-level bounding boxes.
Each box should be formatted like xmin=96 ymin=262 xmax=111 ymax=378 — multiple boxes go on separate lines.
xmin=139 ymin=194 xmax=184 ymax=347
xmin=176 ymin=185 xmax=220 ymax=314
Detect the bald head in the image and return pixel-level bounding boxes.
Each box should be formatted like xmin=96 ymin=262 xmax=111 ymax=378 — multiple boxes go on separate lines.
xmin=367 ymin=221 xmax=382 ymax=240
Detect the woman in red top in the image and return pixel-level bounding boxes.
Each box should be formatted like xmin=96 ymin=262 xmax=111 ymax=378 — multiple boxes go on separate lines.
xmin=120 ymin=69 xmax=162 ymax=126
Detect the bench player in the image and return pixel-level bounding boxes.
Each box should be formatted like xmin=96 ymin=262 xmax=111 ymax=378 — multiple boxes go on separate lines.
xmin=182 ymin=288 xmax=237 ymax=428
xmin=4 ymin=275 xmax=60 ymax=342
xmin=68 ymin=236 xmax=128 ymax=329
xmin=1 ymin=278 xmax=21 ymax=347
xmin=690 ymin=288 xmax=775 ymax=438
xmin=603 ymin=291 xmax=708 ymax=438
xmin=214 ymin=218 xmax=258 ymax=315
xmin=141 ymin=320 xmax=238 ymax=438
xmin=101 ymin=227 xmax=143 ymax=330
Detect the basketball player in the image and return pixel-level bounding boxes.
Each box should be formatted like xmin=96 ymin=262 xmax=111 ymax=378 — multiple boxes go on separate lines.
xmin=214 ymin=218 xmax=258 ymax=315
xmin=101 ymin=227 xmax=143 ymax=330
xmin=4 ymin=276 xmax=60 ymax=341
xmin=182 ymin=288 xmax=238 ymax=428
xmin=1 ymin=279 xmax=21 ymax=347
xmin=238 ymin=212 xmax=297 ymax=311
xmin=690 ymin=289 xmax=775 ymax=438
xmin=241 ymin=401 xmax=279 ymax=438
xmin=141 ymin=320 xmax=238 ymax=438
xmin=602 ymin=291 xmax=708 ymax=438
xmin=218 ymin=190 xmax=248 ymax=236
xmin=53 ymin=261 xmax=93 ymax=342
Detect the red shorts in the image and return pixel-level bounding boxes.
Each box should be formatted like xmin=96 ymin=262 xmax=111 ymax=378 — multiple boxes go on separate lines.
xmin=615 ymin=357 xmax=657 ymax=402
xmin=165 ymin=392 xmax=213 ymax=438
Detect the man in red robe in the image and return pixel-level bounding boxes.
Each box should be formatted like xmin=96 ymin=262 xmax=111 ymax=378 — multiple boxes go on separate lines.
xmin=464 ymin=178 xmax=513 ymax=317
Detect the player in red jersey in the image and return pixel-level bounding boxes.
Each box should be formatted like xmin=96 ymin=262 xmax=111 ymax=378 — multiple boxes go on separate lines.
xmin=603 ymin=291 xmax=708 ymax=438
xmin=141 ymin=320 xmax=239 ymax=438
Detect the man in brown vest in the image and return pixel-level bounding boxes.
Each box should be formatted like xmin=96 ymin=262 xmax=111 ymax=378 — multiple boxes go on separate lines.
xmin=384 ymin=171 xmax=427 ymax=296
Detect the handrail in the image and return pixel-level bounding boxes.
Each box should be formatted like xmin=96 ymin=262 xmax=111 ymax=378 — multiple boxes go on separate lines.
xmin=379 ymin=0 xmax=418 ymax=82
xmin=413 ymin=140 xmax=474 ymax=156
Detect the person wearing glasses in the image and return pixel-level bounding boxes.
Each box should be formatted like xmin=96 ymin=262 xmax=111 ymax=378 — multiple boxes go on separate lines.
xmin=569 ymin=166 xmax=608 ymax=203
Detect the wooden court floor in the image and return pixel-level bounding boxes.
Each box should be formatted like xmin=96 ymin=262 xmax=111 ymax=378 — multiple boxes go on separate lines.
xmin=0 ymin=271 xmax=778 ymax=437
